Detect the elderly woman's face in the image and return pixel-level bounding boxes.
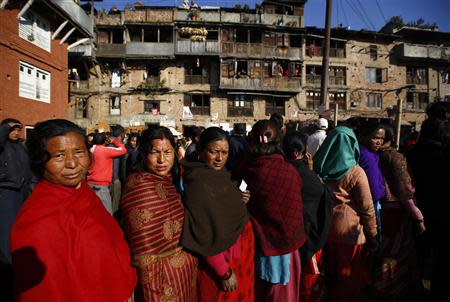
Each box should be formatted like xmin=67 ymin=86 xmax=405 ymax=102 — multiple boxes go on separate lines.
xmin=43 ymin=132 xmax=90 ymax=188
xmin=203 ymin=139 xmax=229 ymax=171
xmin=145 ymin=138 xmax=175 ymax=177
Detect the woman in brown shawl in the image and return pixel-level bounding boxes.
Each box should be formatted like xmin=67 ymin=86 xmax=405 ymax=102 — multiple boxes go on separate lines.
xmin=180 ymin=127 xmax=254 ymax=302
xmin=373 ymin=125 xmax=425 ymax=300
xmin=120 ymin=126 xmax=197 ymax=302
xmin=241 ymin=120 xmax=306 ymax=302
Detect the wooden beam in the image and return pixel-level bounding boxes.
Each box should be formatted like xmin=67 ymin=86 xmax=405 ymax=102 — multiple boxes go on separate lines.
xmin=17 ymin=0 xmax=34 ymax=19
xmin=60 ymin=27 xmax=76 ymax=45
xmin=52 ymin=20 xmax=68 ymax=40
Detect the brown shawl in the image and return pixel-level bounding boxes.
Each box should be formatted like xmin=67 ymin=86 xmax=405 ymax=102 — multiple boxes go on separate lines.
xmin=180 ymin=160 xmax=249 ymax=256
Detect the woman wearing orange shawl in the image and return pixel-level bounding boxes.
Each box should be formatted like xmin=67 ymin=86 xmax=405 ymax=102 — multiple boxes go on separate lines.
xmin=10 ymin=119 xmax=136 ymax=302
xmin=120 ymin=126 xmax=197 ymax=302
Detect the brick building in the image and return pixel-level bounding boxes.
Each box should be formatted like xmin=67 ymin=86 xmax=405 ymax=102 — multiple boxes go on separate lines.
xmin=0 ymin=0 xmax=93 ymax=135
xmin=66 ymin=0 xmax=450 ymax=133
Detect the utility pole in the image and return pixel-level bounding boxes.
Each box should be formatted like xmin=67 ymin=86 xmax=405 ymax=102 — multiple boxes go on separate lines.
xmin=320 ymin=0 xmax=332 ymax=111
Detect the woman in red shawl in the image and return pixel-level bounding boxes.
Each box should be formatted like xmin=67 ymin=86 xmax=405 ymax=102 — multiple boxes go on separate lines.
xmin=180 ymin=127 xmax=254 ymax=302
xmin=120 ymin=126 xmax=197 ymax=302
xmin=241 ymin=120 xmax=306 ymax=302
xmin=10 ymin=119 xmax=136 ymax=302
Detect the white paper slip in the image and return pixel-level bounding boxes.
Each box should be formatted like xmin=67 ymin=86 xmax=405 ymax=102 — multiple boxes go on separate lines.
xmin=239 ymin=180 xmax=247 ymax=192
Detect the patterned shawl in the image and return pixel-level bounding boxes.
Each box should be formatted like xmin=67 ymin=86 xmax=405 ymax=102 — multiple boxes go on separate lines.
xmin=242 ymin=154 xmax=306 ymax=256
xmin=120 ymin=172 xmax=185 ymax=256
xmin=180 ymin=161 xmax=249 ymax=256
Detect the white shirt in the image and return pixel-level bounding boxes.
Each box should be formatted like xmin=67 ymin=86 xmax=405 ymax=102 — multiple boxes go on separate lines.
xmin=307 ymin=129 xmax=327 ymax=157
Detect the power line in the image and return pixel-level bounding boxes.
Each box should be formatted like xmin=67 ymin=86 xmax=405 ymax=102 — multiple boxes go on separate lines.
xmin=340 ymin=0 xmax=349 ymax=28
xmin=354 ymin=0 xmax=376 ymax=30
xmin=343 ymin=0 xmax=372 ymax=30
xmin=375 ymin=0 xmax=387 ymax=23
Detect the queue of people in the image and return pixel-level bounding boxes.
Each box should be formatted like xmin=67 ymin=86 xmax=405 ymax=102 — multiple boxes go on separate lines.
xmin=0 ymin=101 xmax=449 ymax=302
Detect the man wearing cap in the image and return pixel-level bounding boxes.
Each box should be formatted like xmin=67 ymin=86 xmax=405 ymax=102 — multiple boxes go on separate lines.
xmin=307 ymin=118 xmax=328 ymax=157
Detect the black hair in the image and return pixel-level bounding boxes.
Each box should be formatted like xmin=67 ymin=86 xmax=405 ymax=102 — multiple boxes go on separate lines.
xmin=283 ymin=131 xmax=308 ymax=160
xmin=381 ymin=124 xmax=395 ymax=144
xmin=92 ymin=132 xmax=106 ymax=145
xmin=1 ymin=118 xmax=21 ymax=126
xmin=269 ymin=113 xmax=284 ymax=130
xmin=111 ymin=124 xmax=125 ymax=137
xmin=137 ymin=126 xmax=181 ymax=190
xmin=190 ymin=126 xmax=203 ymax=140
xmin=26 ymin=119 xmax=87 ymax=178
xmin=233 ymin=123 xmax=246 ymax=136
xmin=126 ymin=132 xmax=139 ymax=148
xmin=248 ymin=120 xmax=282 ymax=156
xmin=426 ymin=101 xmax=450 ymax=121
xmin=356 ymin=119 xmax=384 ymax=138
xmin=198 ymin=127 xmax=229 ymax=152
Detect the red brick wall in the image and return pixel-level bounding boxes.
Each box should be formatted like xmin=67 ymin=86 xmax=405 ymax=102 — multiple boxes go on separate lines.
xmin=0 ymin=3 xmax=69 ymax=133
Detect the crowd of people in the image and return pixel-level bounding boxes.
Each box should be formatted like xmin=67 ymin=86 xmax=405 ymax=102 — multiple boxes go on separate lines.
xmin=0 ymin=101 xmax=449 ymax=302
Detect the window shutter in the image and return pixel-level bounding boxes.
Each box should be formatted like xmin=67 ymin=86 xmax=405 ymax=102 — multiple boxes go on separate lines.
xmin=34 ymin=18 xmax=51 ymax=52
xmin=36 ymin=70 xmax=50 ymax=103
xmin=19 ymin=13 xmax=33 ymax=41
xmin=381 ymin=68 xmax=388 ymax=83
xmin=184 ymin=94 xmax=191 ymax=106
xmin=19 ymin=63 xmax=36 ymax=99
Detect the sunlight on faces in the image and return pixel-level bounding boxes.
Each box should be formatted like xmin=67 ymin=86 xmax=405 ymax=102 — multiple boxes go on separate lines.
xmin=202 ymin=139 xmax=229 ymax=171
xmin=366 ymin=128 xmax=386 ymax=152
xmin=145 ymin=138 xmax=175 ymax=177
xmin=43 ymin=131 xmax=90 ymax=188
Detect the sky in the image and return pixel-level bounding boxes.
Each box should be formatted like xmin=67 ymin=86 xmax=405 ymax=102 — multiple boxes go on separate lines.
xmin=94 ymin=0 xmax=450 ymax=33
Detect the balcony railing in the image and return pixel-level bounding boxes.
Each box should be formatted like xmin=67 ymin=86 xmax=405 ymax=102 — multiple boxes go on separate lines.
xmin=228 ymin=106 xmax=253 ymax=117
xmin=221 ymin=42 xmax=301 ymax=59
xmin=185 ymin=75 xmax=210 ymax=85
xmin=397 ymin=43 xmax=450 ymax=61
xmin=407 ymin=75 xmax=427 ymax=85
xmin=306 ymin=74 xmax=346 ymax=86
xmin=97 ymin=42 xmax=174 ymax=58
xmin=190 ymin=106 xmax=210 ymax=116
xmin=306 ymin=47 xmax=346 ymax=58
xmin=176 ymin=40 xmax=219 ymax=54
xmin=220 ymin=76 xmax=301 ymax=92
xmin=69 ymin=80 xmax=89 ymax=92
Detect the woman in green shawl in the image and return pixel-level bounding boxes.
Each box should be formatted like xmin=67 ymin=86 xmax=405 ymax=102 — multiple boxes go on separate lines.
xmin=313 ymin=126 xmax=378 ymax=302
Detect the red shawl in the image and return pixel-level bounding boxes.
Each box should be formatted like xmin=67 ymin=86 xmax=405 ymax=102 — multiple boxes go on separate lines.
xmin=242 ymin=154 xmax=306 ymax=256
xmin=10 ymin=180 xmax=137 ymax=302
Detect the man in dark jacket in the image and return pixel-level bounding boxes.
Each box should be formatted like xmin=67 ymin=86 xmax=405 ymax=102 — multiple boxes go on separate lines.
xmin=0 ymin=118 xmax=32 ymax=300
xmin=227 ymin=123 xmax=249 ymax=173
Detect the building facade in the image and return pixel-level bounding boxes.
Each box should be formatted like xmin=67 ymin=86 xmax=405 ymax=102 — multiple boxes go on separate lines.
xmin=67 ymin=1 xmax=450 ymax=132
xmin=0 ymin=0 xmax=93 ymax=134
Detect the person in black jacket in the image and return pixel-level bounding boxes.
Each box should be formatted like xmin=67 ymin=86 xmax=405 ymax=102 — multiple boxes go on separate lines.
xmin=0 ymin=118 xmax=32 ymax=301
xmin=283 ymin=131 xmax=333 ymax=301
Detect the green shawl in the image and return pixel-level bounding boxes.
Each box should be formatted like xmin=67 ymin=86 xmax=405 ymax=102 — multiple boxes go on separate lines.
xmin=313 ymin=126 xmax=360 ymax=181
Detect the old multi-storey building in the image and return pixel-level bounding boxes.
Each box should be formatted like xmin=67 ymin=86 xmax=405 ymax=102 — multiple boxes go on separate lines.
xmin=68 ymin=0 xmax=450 ymax=133
xmin=0 ymin=0 xmax=93 ymax=133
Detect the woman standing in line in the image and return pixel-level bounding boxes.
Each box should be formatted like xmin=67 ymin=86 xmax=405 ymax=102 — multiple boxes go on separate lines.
xmin=181 ymin=127 xmax=254 ymax=302
xmin=372 ymin=125 xmax=425 ymax=301
xmin=313 ymin=126 xmax=378 ymax=302
xmin=242 ymin=120 xmax=306 ymax=302
xmin=120 ymin=126 xmax=197 ymax=302
xmin=10 ymin=119 xmax=136 ymax=302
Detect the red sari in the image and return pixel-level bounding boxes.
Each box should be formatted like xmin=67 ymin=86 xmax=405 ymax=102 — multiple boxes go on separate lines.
xmin=10 ymin=180 xmax=137 ymax=302
xmin=121 ymin=172 xmax=197 ymax=302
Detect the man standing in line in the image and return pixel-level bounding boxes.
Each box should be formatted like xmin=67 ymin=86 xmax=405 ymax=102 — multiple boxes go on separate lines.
xmin=87 ymin=131 xmax=126 ymax=214
xmin=0 ymin=118 xmax=32 ymax=301
xmin=307 ymin=118 xmax=328 ymax=157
